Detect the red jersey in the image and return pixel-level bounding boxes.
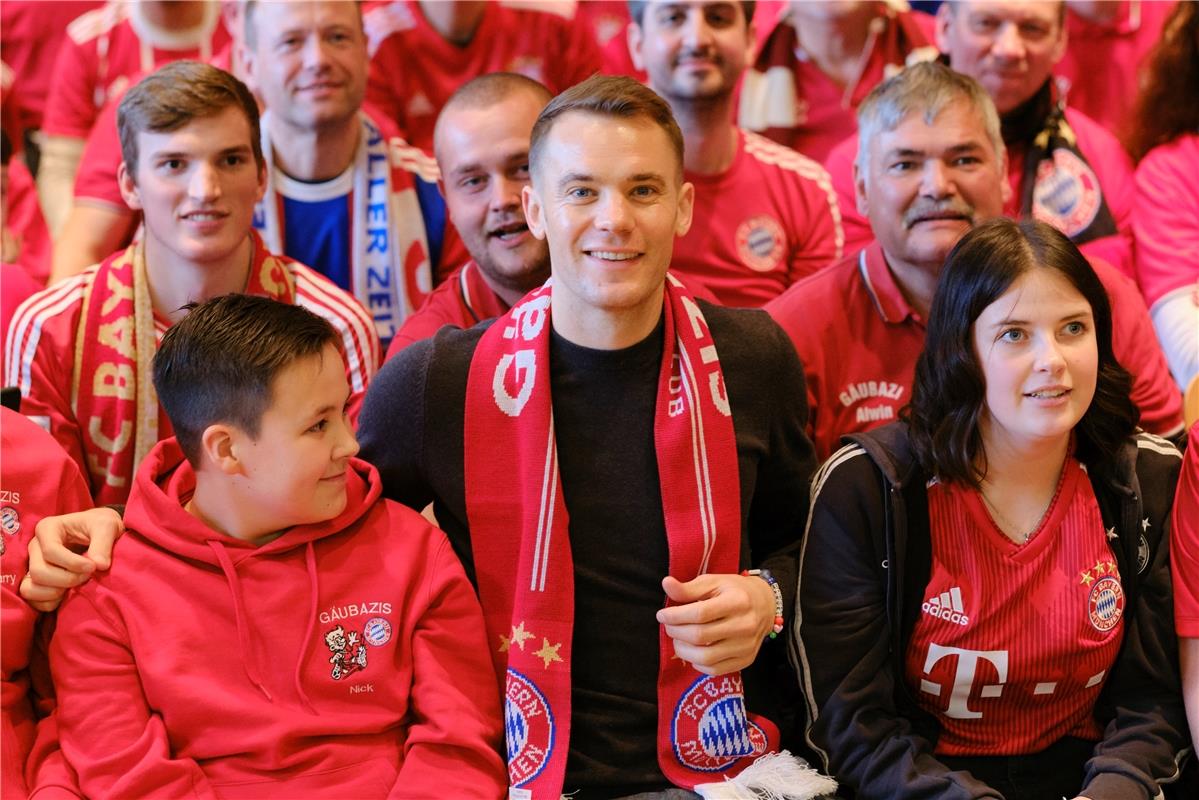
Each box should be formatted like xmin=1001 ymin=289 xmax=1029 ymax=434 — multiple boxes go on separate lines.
xmin=1172 ymin=422 xmax=1199 ymax=636
xmin=386 ymin=260 xmax=510 ymax=359
xmin=1057 ymin=1 xmax=1176 ymax=142
xmin=907 ymin=460 xmax=1121 ymax=755
xmin=741 ymin=3 xmax=936 ymax=162
xmin=1 ymin=407 xmax=93 ymax=799
xmin=824 ymin=105 xmax=1139 ymax=275
xmin=765 ymin=243 xmax=1183 ymax=460
xmin=42 ymin=1 xmax=230 ymax=140
xmin=363 ymin=0 xmax=601 ymax=151
xmin=673 ymin=130 xmax=843 ymax=308
xmin=4 ymin=239 xmax=380 ymax=503
xmin=0 ymin=1 xmax=103 ymax=132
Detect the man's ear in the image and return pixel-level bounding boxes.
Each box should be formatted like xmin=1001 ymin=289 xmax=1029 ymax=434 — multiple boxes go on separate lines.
xmin=627 ymin=22 xmax=645 ymax=71
xmin=675 ymin=181 xmax=694 ymax=238
xmin=117 ymin=161 xmax=142 ymax=211
xmin=854 ymin=160 xmax=869 ymax=218
xmin=934 ymin=3 xmax=953 ymax=55
xmin=200 ymin=423 xmax=246 ymax=476
xmin=522 ymin=184 xmax=547 ymax=241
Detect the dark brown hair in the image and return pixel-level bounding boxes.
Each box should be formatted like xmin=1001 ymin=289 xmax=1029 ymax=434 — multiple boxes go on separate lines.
xmin=529 ymin=74 xmax=684 ymax=176
xmin=1126 ymin=2 xmax=1199 ymax=161
xmin=905 ymin=218 xmax=1137 ymax=485
xmin=153 ymin=294 xmax=340 ymax=465
xmin=118 ymin=60 xmax=264 ymax=178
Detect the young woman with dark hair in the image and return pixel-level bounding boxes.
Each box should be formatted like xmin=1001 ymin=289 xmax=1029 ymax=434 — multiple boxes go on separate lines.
xmin=794 ymin=218 xmax=1188 ymax=800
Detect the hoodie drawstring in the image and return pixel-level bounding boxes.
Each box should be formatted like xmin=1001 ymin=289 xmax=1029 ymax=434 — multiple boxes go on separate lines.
xmin=208 ymin=540 xmax=274 ymax=702
xmin=293 ymin=541 xmax=319 ymax=714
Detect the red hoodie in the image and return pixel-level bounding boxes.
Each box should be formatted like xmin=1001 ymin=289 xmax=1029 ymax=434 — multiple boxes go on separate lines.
xmin=2 ymin=408 xmax=92 ymax=799
xmin=51 ymin=439 xmax=506 ymax=799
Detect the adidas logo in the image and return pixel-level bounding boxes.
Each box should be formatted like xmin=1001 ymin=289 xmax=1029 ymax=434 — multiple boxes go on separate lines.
xmin=922 ymin=587 xmax=970 ymax=626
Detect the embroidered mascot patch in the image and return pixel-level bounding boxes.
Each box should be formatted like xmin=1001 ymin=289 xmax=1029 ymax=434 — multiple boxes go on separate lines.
xmin=325 ymin=624 xmax=368 ymax=680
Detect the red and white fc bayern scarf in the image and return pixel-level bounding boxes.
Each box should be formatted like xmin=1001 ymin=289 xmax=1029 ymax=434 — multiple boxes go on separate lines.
xmin=72 ymin=235 xmax=295 ymax=504
xmin=464 ymin=275 xmax=778 ymax=798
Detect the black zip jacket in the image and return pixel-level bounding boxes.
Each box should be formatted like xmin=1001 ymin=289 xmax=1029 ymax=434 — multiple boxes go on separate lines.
xmin=792 ymin=421 xmax=1188 ymax=799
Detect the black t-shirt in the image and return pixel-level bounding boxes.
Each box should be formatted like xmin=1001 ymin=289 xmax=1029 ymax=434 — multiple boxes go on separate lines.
xmin=358 ymin=301 xmax=816 ymax=796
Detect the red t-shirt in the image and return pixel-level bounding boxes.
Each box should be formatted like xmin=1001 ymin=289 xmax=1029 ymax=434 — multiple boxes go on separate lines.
xmin=1171 ymin=422 xmax=1199 ymax=637
xmin=908 ymin=458 xmax=1120 ymax=755
xmin=1056 ymin=1 xmax=1177 ymax=143
xmin=4 ymin=156 xmax=51 ymax=284
xmin=766 ymin=242 xmax=1183 ymax=461
xmin=42 ymin=1 xmax=229 ymax=140
xmin=673 ymin=130 xmax=843 ymax=308
xmin=363 ymin=0 xmax=601 ymax=151
xmin=386 ymin=260 xmax=510 ymax=360
xmin=1 ymin=407 xmax=93 ymax=799
xmin=741 ymin=3 xmax=935 ymax=163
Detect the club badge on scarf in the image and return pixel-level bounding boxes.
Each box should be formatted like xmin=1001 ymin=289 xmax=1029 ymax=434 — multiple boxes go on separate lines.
xmin=464 ymin=275 xmax=781 ymax=798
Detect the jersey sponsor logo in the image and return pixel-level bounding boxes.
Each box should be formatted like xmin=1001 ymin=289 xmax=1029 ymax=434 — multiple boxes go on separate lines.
xmin=319 ymin=601 xmax=394 ymax=624
xmin=1032 ymin=149 xmax=1102 ymax=238
xmin=735 ymin=215 xmax=786 ymax=273
xmin=505 ymin=669 xmax=555 ymax=787
xmin=671 ymin=674 xmax=768 ymax=772
xmin=1087 ymin=575 xmax=1124 ymax=633
xmin=922 ymin=586 xmax=969 ymax=626
xmin=919 ymin=644 xmax=1007 ymax=719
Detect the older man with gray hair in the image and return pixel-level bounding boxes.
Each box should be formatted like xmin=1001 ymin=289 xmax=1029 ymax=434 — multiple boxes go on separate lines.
xmin=766 ymin=60 xmax=1181 ymax=460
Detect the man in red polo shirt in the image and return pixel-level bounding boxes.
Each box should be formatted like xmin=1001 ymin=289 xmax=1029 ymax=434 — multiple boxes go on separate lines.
xmin=766 ymin=61 xmax=1182 ymax=460
xmin=628 ymin=0 xmax=843 ymax=307
xmin=387 ymin=73 xmax=552 ymax=357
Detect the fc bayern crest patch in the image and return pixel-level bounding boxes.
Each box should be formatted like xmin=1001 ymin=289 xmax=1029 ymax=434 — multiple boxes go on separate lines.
xmin=735 ymin=215 xmax=786 ymax=273
xmin=1088 ymin=576 xmax=1125 ymax=633
xmin=671 ymin=674 xmax=768 ymax=772
xmin=505 ymin=669 xmax=555 ymax=787
xmin=363 ymin=617 xmax=392 ymax=646
xmin=1032 ymin=149 xmax=1102 ymax=237
xmin=1 ymin=506 xmax=19 ymax=536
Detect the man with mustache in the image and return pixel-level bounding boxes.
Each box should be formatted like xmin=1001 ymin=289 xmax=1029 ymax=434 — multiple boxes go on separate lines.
xmin=385 ymin=72 xmax=552 ymax=355
xmin=626 ymin=0 xmax=844 ymax=307
xmin=765 ymin=61 xmax=1181 ymax=460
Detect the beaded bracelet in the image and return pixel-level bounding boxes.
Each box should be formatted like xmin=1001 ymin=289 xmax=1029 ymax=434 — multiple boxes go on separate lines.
xmin=742 ymin=568 xmax=784 ymax=639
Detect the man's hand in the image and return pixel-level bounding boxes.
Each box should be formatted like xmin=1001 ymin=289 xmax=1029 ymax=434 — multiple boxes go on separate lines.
xmin=20 ymin=507 xmax=125 ymax=611
xmin=656 ymin=573 xmax=777 ymax=676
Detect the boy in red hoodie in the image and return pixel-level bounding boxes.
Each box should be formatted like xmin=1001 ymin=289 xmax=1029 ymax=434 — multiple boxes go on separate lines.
xmin=49 ymin=294 xmax=506 ymax=799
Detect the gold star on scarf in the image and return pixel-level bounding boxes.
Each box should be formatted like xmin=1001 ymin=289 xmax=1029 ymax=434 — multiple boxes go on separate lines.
xmin=509 ymin=622 xmax=535 ymax=651
xmin=534 ymin=638 xmax=563 ymax=669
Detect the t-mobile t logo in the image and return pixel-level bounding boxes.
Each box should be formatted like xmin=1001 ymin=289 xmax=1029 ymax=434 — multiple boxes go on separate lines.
xmin=919 ymin=644 xmax=1008 ymax=719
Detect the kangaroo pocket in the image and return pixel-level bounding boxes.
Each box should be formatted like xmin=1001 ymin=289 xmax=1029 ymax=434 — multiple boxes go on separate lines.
xmin=212 ymin=757 xmax=398 ymax=799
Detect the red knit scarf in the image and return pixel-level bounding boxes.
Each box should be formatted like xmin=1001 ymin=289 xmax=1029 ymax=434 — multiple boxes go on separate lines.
xmin=464 ymin=275 xmax=777 ymax=797
xmin=72 ymin=235 xmax=295 ymax=504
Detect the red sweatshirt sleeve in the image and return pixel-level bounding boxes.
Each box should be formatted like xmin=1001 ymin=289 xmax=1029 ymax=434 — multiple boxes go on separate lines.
xmin=51 ymin=590 xmax=220 ymax=800
xmin=389 ymin=537 xmax=506 ymax=798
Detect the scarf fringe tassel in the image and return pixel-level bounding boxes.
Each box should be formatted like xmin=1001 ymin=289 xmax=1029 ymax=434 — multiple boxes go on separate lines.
xmin=693 ymin=750 xmax=838 ymax=800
